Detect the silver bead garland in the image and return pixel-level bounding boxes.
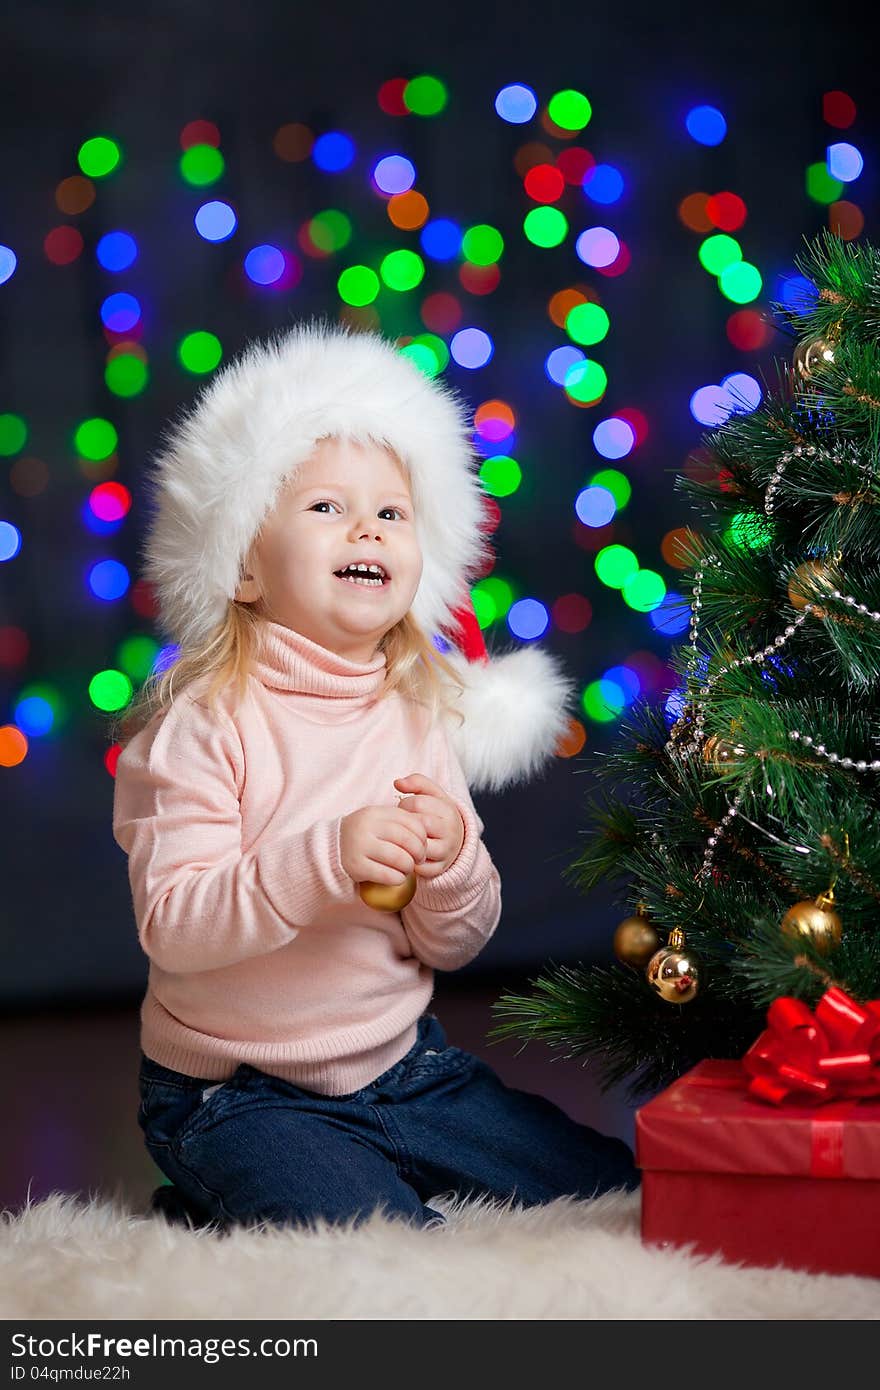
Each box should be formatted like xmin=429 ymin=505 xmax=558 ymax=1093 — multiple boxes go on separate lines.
xmin=788 ymin=730 xmax=880 ymax=772
xmin=696 ymin=777 xmax=753 ymax=884
xmin=764 ymin=440 xmax=877 ymax=518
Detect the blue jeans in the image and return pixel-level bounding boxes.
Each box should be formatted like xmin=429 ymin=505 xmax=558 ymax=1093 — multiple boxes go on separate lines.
xmin=138 ymin=1011 xmax=640 ymax=1233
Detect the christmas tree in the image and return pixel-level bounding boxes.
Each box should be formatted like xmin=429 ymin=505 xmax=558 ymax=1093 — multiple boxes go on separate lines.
xmin=489 ymin=227 xmax=880 ymax=1100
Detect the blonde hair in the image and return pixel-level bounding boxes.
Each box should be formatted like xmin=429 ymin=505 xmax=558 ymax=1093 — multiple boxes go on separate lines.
xmin=108 ymin=594 xmax=467 ymax=750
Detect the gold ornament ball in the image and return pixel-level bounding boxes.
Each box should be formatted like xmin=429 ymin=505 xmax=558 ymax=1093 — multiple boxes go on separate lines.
xmin=646 ymin=945 xmax=701 ymax=1004
xmin=702 ymin=736 xmax=746 ymax=770
xmin=793 ymin=337 xmax=835 ymax=381
xmin=787 ymin=560 xmax=836 ymax=619
xmin=613 ymin=915 xmax=662 ymax=968
xmin=780 ymin=892 xmax=842 ymax=955
xmin=359 ymin=872 xmax=417 ymax=911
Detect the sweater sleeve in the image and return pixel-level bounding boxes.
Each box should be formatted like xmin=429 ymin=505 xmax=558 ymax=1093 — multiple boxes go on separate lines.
xmin=399 ymin=715 xmax=502 ymax=972
xmin=112 ymin=692 xmax=355 ymax=974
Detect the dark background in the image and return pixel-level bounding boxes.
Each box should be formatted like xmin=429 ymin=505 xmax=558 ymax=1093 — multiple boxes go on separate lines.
xmin=2 ymin=0 xmax=877 ymax=1010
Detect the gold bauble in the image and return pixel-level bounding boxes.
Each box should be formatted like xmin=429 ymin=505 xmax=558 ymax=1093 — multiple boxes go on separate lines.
xmin=787 ymin=560 xmax=836 ymax=619
xmin=793 ymin=337 xmax=835 ymax=380
xmin=613 ymin=914 xmax=662 ymax=968
xmin=646 ymin=943 xmax=701 ymax=1003
xmin=701 ymin=736 xmax=746 ymax=770
xmin=359 ymin=872 xmax=417 ymax=911
xmin=780 ymin=889 xmax=842 ymax=955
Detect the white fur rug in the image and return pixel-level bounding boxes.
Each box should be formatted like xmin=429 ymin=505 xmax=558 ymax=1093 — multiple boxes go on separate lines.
xmin=2 ymin=1188 xmax=879 ymax=1320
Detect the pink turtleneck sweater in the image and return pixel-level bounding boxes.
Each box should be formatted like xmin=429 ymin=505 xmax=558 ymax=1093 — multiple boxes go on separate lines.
xmin=112 ymin=620 xmax=502 ymax=1095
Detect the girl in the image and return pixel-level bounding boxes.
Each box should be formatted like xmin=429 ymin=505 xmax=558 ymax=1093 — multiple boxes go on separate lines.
xmin=112 ymin=317 xmax=640 ymax=1234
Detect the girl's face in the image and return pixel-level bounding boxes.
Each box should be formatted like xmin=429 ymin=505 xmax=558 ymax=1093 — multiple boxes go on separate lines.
xmin=236 ymin=435 xmax=423 ymax=662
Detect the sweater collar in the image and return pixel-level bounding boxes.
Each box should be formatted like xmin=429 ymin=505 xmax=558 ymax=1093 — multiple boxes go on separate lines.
xmin=251 ymin=619 xmax=388 ymax=702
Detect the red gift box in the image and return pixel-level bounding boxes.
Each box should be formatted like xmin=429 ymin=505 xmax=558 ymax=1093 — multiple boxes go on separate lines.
xmin=636 ymin=1058 xmax=880 ymax=1279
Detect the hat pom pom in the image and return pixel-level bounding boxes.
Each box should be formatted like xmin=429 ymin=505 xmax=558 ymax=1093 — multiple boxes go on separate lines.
xmin=437 ymin=600 xmax=579 ymax=794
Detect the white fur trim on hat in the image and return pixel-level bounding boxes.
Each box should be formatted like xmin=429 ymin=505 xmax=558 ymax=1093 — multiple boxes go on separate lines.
xmin=141 ymin=315 xmax=577 ymax=789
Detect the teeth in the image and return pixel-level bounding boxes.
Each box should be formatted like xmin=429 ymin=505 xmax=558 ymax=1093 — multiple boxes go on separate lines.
xmin=336 ymin=563 xmax=385 ymax=587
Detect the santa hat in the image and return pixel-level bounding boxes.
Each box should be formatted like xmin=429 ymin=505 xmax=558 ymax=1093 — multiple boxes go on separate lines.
xmin=141 ymin=316 xmax=577 ymax=794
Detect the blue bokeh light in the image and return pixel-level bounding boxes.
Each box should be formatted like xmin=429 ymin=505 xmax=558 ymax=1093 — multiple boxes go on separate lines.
xmin=96 ymin=231 xmax=138 ymax=271
xmin=582 ymin=164 xmax=625 ymax=204
xmin=575 ymin=226 xmax=620 ymax=268
xmin=313 ymin=132 xmax=356 ymax=172
xmin=507 ymin=597 xmax=549 ymax=640
xmin=650 ymin=592 xmax=691 ymax=635
xmin=721 ymin=372 xmax=762 ymax=414
xmin=604 ymin=664 xmax=640 ymax=703
xmin=14 ymin=695 xmax=55 ymax=738
xmin=100 ymin=293 xmax=141 ymax=332
xmin=420 ymin=218 xmax=461 ymax=260
xmin=0 ymin=245 xmax=17 ymax=284
xmin=686 ymin=105 xmax=727 ymax=145
xmin=575 ymin=485 xmax=616 ymax=527
xmin=690 ymin=384 xmax=734 ymax=426
xmin=663 ymin=687 xmax=687 ymax=726
xmin=195 ymin=200 xmax=237 ymax=242
xmin=545 ymin=345 xmax=585 ymax=385
xmin=89 ymin=558 xmax=130 ymax=602
xmin=495 ymin=84 xmax=538 ymax=124
xmin=593 ymin=417 xmax=635 ymax=459
xmin=450 ymin=328 xmax=493 ymax=369
xmin=827 ymin=142 xmax=863 ymax=181
xmin=373 ymin=155 xmax=416 ymax=195
xmin=0 ymin=520 xmax=22 ymax=561
xmin=244 ymin=245 xmax=286 ymax=285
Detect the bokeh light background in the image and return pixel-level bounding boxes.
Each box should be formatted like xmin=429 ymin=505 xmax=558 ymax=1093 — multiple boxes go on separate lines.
xmin=1 ymin=4 xmax=877 ymax=1003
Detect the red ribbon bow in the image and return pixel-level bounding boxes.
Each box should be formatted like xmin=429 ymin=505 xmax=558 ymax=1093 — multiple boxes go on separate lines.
xmin=742 ymin=986 xmax=880 ymax=1105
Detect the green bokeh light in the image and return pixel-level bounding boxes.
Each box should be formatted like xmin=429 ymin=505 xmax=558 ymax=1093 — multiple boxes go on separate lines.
xmin=0 ymin=414 xmax=27 ymax=455
xmin=699 ymin=234 xmax=742 ymax=275
xmin=105 ymin=354 xmax=149 ymax=398
xmin=548 ymin=89 xmax=592 ymax=131
xmin=309 ymin=210 xmax=353 ymax=253
xmin=461 ymin=224 xmax=504 ymax=265
xmin=118 ymin=634 xmax=161 ymax=683
xmin=75 ymin=417 xmax=118 ymax=461
xmin=474 ymin=575 xmax=515 ymax=624
xmin=337 ymin=265 xmax=380 ymax=306
xmin=719 ymin=261 xmax=762 ymax=303
xmin=582 ymin=678 xmax=624 ymax=723
xmin=77 ymin=137 xmax=121 ymax=178
xmin=564 ymin=358 xmax=607 ymax=404
xmin=623 ymin=569 xmax=666 ymax=611
xmin=178 ymin=331 xmax=223 ymax=374
xmin=590 ymin=468 xmax=631 ymax=509
xmin=725 ymin=511 xmax=774 ymax=552
xmin=400 ymin=334 xmax=449 ymax=377
xmin=180 ymin=144 xmax=225 ymax=187
xmin=595 ymin=544 xmax=638 ymax=588
xmin=479 ymin=454 xmax=522 ymax=498
xmin=806 ymin=162 xmax=844 ymax=204
xmin=89 ymin=668 xmax=133 ymax=714
xmin=566 ymin=302 xmax=610 ymax=346
xmin=523 ymin=206 xmax=568 ymax=247
xmin=380 ymin=248 xmax=425 ymax=291
xmin=471 ymin=586 xmax=496 ymax=629
xmin=404 ymin=75 xmax=448 ymax=116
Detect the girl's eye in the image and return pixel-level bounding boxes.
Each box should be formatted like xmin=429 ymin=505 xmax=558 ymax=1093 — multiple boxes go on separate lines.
xmin=310 ymin=501 xmax=405 ymax=519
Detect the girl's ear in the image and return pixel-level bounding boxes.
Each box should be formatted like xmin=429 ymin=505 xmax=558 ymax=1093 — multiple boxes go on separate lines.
xmin=235 ymin=567 xmax=261 ymax=603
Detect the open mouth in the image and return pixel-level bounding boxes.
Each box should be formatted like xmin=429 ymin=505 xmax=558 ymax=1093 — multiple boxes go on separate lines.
xmin=333 ymin=564 xmax=390 ymax=588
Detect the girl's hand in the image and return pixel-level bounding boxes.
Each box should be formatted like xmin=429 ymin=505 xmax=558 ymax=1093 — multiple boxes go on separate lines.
xmin=339 ymin=803 xmax=428 ymax=887
xmin=393 ymin=774 xmax=466 ymax=880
